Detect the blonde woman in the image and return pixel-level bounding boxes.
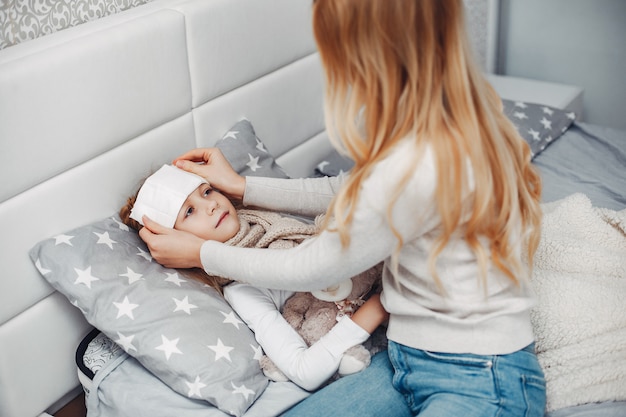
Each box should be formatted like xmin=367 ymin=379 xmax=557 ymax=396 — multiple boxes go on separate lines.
xmin=139 ymin=0 xmax=546 ymax=415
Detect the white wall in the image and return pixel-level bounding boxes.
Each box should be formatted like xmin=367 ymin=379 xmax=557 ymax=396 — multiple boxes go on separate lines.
xmin=497 ymin=0 xmax=626 ymax=130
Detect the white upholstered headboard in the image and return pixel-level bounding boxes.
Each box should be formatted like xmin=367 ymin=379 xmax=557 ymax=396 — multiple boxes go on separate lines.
xmin=0 ymin=1 xmax=329 ymax=415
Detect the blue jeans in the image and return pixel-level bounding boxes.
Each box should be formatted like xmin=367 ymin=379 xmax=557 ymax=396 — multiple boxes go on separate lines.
xmin=281 ymin=350 xmax=412 ymax=417
xmin=388 ymin=341 xmax=546 ymax=417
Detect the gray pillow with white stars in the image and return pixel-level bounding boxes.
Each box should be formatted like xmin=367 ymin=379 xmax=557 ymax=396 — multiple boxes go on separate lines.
xmin=215 ymin=119 xmax=289 ymax=179
xmin=30 ymin=215 xmax=268 ymax=416
xmin=502 ymin=99 xmax=576 ymax=159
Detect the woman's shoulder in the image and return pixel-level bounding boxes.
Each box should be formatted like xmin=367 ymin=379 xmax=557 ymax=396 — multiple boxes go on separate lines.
xmin=360 ymin=139 xmax=438 ymax=210
xmin=372 ymin=138 xmax=436 ymax=185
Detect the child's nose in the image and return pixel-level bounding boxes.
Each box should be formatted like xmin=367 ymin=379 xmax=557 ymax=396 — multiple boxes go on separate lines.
xmin=205 ymin=199 xmax=218 ymax=213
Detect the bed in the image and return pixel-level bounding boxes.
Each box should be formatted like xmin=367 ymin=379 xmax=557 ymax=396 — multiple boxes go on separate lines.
xmin=0 ymin=0 xmax=624 ymax=416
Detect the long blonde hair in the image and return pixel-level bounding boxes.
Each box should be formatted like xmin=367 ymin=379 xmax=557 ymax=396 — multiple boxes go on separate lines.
xmin=312 ymin=0 xmax=542 ymax=287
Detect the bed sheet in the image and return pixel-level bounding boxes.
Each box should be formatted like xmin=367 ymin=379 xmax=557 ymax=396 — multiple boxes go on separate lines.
xmin=534 ymin=122 xmax=626 ymax=210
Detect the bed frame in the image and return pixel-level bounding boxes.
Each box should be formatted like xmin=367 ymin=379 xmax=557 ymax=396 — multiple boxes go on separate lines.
xmin=0 ymin=1 xmax=586 ymax=416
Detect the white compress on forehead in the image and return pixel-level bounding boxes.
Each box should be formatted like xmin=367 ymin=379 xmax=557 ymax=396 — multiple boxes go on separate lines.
xmin=130 ymin=164 xmax=207 ymax=228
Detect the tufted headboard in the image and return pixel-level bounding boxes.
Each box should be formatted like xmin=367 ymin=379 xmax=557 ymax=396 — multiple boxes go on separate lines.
xmin=0 ymin=1 xmax=331 ymax=415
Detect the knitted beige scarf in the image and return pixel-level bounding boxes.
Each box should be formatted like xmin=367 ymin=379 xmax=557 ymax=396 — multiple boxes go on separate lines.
xmin=204 ymin=209 xmax=319 ymax=289
xmin=225 ymin=209 xmax=319 ymax=249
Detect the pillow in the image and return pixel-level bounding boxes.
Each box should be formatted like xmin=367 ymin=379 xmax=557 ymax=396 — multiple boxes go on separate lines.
xmin=313 ymin=149 xmax=354 ymax=177
xmin=29 ymin=121 xmax=289 ymax=416
xmin=215 ymin=118 xmax=289 ymax=179
xmin=30 ymin=215 xmax=267 ymax=416
xmin=502 ymin=99 xmax=576 ymax=159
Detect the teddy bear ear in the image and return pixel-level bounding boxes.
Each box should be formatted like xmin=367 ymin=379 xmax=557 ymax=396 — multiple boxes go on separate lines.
xmin=311 ymin=279 xmax=353 ymax=302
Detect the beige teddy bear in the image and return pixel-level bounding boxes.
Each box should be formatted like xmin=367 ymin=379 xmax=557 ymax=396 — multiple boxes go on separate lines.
xmin=260 ymin=263 xmax=386 ymax=383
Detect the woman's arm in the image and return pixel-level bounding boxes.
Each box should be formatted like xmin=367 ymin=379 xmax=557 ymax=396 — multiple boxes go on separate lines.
xmin=199 ymin=140 xmax=439 ymax=292
xmin=243 ymin=175 xmax=345 ymax=218
xmin=174 ymin=147 xmax=345 ymax=217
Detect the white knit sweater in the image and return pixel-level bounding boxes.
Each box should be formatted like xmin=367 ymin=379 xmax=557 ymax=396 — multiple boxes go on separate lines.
xmin=201 ymin=138 xmax=536 ymax=355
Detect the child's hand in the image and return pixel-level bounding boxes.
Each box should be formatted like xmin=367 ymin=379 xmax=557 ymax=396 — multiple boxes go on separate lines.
xmin=173 ymin=148 xmax=246 ymax=200
xmin=138 ymin=216 xmax=204 ymax=269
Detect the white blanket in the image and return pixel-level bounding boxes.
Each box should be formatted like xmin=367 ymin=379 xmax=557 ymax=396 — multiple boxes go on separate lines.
xmin=531 ymin=193 xmax=626 ymax=412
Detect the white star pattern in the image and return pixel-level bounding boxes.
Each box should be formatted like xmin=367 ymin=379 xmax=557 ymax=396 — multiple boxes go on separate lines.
xmin=165 ymin=272 xmax=186 ymax=286
xmin=528 ymin=128 xmax=541 ymax=141
xmin=246 ymin=154 xmax=261 ymax=172
xmin=71 ymin=300 xmax=87 ymax=315
xmin=231 ymin=382 xmax=255 ymax=400
xmin=35 ymin=258 xmax=51 ymax=275
xmin=74 ymin=266 xmax=100 ymax=289
xmin=120 ymin=267 xmax=143 ymax=284
xmin=251 ymin=344 xmax=264 ymax=361
xmin=540 ymin=117 xmax=552 ymax=129
xmin=255 ymin=137 xmax=267 ymax=153
xmin=221 ymin=311 xmax=244 ymax=329
xmin=115 ymin=331 xmax=137 ymax=352
xmin=186 ymin=376 xmax=207 ymax=398
xmin=173 ymin=296 xmax=198 ymax=315
xmin=113 ymin=296 xmax=139 ymax=319
xmin=136 ymin=247 xmax=152 ymax=262
xmin=542 ymin=106 xmax=554 ymax=115
xmin=567 ymin=112 xmax=576 ymax=120
xmin=514 ymin=101 xmax=527 ymax=108
xmin=94 ymin=231 xmax=117 ymax=249
xmin=513 ymin=111 xmax=528 ymax=120
xmin=317 ymin=161 xmax=330 ymax=172
xmin=208 ymin=338 xmax=234 ymax=362
xmin=54 ymin=234 xmax=74 ymax=246
xmin=155 ymin=335 xmax=183 ymax=360
xmin=112 ymin=217 xmax=130 ymax=231
xmin=222 ymin=130 xmax=238 ymax=140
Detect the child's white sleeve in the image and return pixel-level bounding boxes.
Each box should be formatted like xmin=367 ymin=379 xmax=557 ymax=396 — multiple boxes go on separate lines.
xmin=224 ymin=283 xmax=370 ymax=391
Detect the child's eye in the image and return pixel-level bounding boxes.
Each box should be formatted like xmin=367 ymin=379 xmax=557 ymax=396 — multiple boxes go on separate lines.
xmin=185 ymin=207 xmax=194 ymax=218
xmin=203 ymin=187 xmax=213 ymax=197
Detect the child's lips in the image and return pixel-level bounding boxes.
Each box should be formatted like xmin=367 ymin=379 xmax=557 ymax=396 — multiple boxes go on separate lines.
xmin=216 ymin=211 xmax=228 ymax=228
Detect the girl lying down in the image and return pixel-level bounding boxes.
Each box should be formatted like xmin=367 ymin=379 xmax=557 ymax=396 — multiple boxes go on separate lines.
xmin=119 ymin=164 xmax=388 ymax=391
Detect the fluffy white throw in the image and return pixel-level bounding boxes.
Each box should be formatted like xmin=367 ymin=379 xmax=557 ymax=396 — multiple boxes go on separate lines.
xmin=531 ymin=193 xmax=626 ymax=412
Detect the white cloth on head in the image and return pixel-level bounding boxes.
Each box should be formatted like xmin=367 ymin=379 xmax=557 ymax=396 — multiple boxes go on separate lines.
xmin=130 ymin=164 xmax=206 ymax=228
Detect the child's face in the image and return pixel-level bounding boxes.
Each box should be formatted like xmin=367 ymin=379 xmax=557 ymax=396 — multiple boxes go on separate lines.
xmin=174 ymin=183 xmax=240 ymax=242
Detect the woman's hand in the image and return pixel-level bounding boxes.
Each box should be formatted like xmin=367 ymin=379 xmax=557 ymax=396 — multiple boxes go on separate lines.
xmin=138 ymin=216 xmax=204 ymax=269
xmin=173 ymin=148 xmax=246 ymax=200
